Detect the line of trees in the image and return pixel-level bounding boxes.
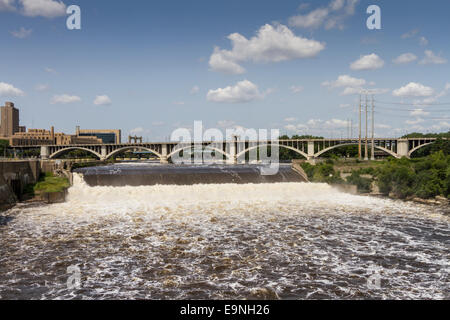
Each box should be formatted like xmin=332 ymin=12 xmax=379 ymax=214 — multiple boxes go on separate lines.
xmin=301 ymin=151 xmax=450 ymax=200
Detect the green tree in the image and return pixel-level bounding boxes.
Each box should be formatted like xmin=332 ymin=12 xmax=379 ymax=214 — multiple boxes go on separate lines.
xmin=0 ymin=140 xmax=9 ymax=157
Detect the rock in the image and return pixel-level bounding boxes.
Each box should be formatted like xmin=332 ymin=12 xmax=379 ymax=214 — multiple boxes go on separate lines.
xmin=36 ymin=190 xmax=67 ymax=204
xmin=435 ymin=196 xmax=449 ymax=204
xmin=412 ymin=197 xmax=439 ymax=205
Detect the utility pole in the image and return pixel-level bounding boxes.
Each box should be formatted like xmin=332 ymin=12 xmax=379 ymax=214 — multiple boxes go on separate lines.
xmin=358 ymin=94 xmax=362 ymax=160
xmin=371 ymin=95 xmax=375 ymax=161
xmin=347 ymin=119 xmax=351 ymax=139
xmin=364 ymin=94 xmax=369 ymax=161
xmin=350 ymin=119 xmax=353 ymax=139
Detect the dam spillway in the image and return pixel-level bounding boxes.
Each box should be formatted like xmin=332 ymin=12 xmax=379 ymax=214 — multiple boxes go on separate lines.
xmin=73 ymin=163 xmax=307 ymax=187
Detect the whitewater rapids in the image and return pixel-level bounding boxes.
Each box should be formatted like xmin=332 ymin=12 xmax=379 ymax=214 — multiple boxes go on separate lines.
xmin=0 ymin=173 xmax=448 ymax=299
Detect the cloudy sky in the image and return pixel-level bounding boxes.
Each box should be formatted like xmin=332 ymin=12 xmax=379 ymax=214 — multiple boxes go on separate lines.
xmin=0 ymin=0 xmax=449 ymax=140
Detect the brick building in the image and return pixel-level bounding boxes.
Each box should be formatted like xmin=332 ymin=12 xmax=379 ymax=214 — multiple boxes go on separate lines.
xmin=0 ymin=102 xmax=121 ymax=146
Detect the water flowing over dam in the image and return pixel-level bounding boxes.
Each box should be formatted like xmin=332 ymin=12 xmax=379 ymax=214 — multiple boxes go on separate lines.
xmin=73 ymin=163 xmax=307 ymax=186
xmin=0 ymin=164 xmax=448 ymax=300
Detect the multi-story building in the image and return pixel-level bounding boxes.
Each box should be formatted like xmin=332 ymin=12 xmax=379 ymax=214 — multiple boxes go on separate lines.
xmin=0 ymin=102 xmax=21 ymax=137
xmin=76 ymin=127 xmax=121 ymax=144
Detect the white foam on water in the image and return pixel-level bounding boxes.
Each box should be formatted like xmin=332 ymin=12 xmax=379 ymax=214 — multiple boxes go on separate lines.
xmin=0 ymin=173 xmax=448 ymax=300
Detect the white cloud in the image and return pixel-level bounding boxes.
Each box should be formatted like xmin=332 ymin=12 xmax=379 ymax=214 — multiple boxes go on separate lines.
xmin=340 ymin=87 xmax=361 ymax=96
xmin=173 ymin=101 xmax=185 ymax=105
xmin=0 ymin=82 xmax=24 ymax=97
xmin=431 ymin=121 xmax=450 ymax=131
xmin=35 ymin=84 xmax=49 ymax=91
xmin=285 ymin=118 xmax=350 ymax=133
xmin=209 ymin=23 xmax=325 ymax=74
xmin=290 ymin=85 xmax=304 ymax=93
xmin=393 ymin=82 xmax=434 ymax=98
xmin=339 ymin=103 xmax=351 ymax=108
xmin=289 ymin=8 xmax=329 ymax=29
xmin=19 ymin=0 xmax=66 ymax=18
xmin=350 ymin=53 xmax=384 ymax=71
xmin=284 ymin=123 xmax=308 ymax=132
xmin=322 ymin=74 xmax=366 ymax=88
xmin=207 ymin=80 xmax=263 ymax=103
xmin=419 ymin=50 xmax=447 ymax=65
xmin=417 ymin=82 xmax=450 ymax=104
xmin=419 ymin=36 xmax=428 ymax=46
xmin=0 ymin=0 xmax=16 ymax=11
xmin=190 ymin=85 xmax=200 ymax=94
xmin=284 ymin=124 xmax=298 ymax=132
xmin=323 ymin=75 xmax=387 ymax=96
xmin=324 ymin=118 xmax=348 ymax=128
xmin=405 ymin=118 xmax=424 ymax=125
xmin=51 ymin=94 xmax=81 ymax=104
xmin=284 ymin=117 xmax=298 ymax=122
xmin=401 ymin=29 xmax=419 ymax=39
xmin=93 ymin=95 xmax=112 ymax=106
xmin=45 ymin=67 xmax=57 ymax=74
xmin=410 ymin=109 xmax=430 ymax=116
xmin=289 ymin=0 xmax=358 ymax=30
xmin=209 ymin=50 xmax=245 ymax=74
xmin=393 ymin=53 xmax=417 ymax=65
xmin=307 ymin=119 xmax=322 ymax=127
xmin=10 ymin=27 xmax=32 ymax=39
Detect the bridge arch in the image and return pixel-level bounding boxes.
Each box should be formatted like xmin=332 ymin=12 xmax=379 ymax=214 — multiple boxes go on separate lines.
xmin=106 ymin=146 xmax=162 ymax=160
xmin=236 ymin=144 xmax=308 ymax=160
xmin=408 ymin=142 xmax=435 ymax=157
xmin=49 ymin=147 xmax=102 ymax=160
xmin=167 ymin=145 xmax=230 ymax=160
xmin=313 ymin=143 xmax=399 ymax=159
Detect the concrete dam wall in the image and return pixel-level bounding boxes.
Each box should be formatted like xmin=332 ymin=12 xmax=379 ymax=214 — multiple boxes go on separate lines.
xmin=0 ymin=160 xmax=41 ymax=210
xmin=74 ymin=163 xmax=308 ymax=187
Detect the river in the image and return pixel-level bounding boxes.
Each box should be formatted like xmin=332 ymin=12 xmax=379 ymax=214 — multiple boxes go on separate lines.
xmin=0 ymin=164 xmax=448 ymax=300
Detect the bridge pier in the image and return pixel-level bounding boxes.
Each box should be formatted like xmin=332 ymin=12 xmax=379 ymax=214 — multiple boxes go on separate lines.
xmin=397 ymin=139 xmax=410 ymax=158
xmin=101 ymin=146 xmax=107 ymax=161
xmin=227 ymin=139 xmax=238 ymax=164
xmin=307 ymin=141 xmax=315 ymax=161
xmin=40 ymin=146 xmax=49 ymax=160
xmin=160 ymin=144 xmax=169 ymax=164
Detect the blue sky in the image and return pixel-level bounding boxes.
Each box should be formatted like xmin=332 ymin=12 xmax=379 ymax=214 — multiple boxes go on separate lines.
xmin=1 ymin=0 xmax=449 ymax=140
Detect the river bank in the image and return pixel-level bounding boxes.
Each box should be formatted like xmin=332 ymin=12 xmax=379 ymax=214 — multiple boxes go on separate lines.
xmin=296 ymin=152 xmax=450 ymax=207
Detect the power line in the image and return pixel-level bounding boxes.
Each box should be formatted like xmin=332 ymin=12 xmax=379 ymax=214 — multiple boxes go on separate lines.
xmin=374 ymin=111 xmax=450 ymax=119
xmin=376 ymin=105 xmax=450 ymax=112
xmin=375 ymin=99 xmax=450 ymax=106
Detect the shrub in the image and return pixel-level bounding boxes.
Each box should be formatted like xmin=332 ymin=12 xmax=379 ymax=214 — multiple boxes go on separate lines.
xmin=346 ymin=171 xmax=372 ymax=193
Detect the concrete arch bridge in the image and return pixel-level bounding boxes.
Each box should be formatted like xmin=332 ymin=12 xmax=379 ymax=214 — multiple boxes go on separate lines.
xmin=37 ymin=137 xmax=442 ymax=164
